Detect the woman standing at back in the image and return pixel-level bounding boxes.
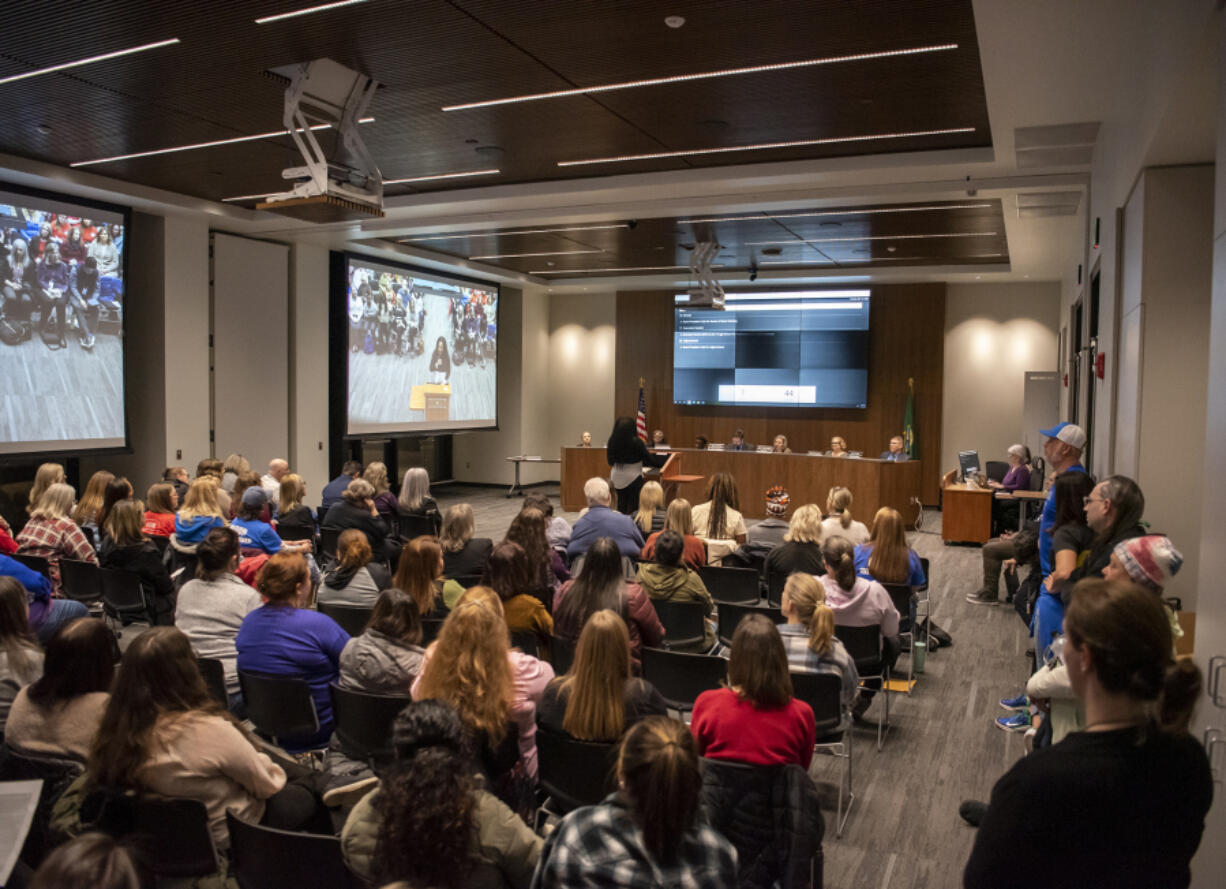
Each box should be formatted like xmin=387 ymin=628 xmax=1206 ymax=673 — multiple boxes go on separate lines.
xmin=820 ymin=487 xmax=869 ymax=546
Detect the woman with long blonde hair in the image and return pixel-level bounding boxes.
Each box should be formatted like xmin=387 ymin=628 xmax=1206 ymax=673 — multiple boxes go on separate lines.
xmin=765 ymin=503 xmax=826 ymax=580
xmin=174 ymin=476 xmax=227 ymax=548
xmin=273 ymin=473 xmax=316 ymax=543
xmin=633 ymin=481 xmax=666 ymax=535
xmin=820 ymin=486 xmax=869 ymax=545
xmin=538 ymin=610 xmax=666 ymax=741
xmin=362 ymin=461 xmax=398 ymax=524
xmin=17 ymin=484 xmax=97 ymax=600
xmin=27 ymin=462 xmax=65 ymax=516
xmin=779 ymin=573 xmax=859 ymax=710
xmin=640 ymin=498 xmax=706 ymax=569
xmin=439 ymin=503 xmax=492 ymax=578
xmin=72 ymin=470 xmax=113 ymax=532
xmin=856 ymin=507 xmax=925 ymax=588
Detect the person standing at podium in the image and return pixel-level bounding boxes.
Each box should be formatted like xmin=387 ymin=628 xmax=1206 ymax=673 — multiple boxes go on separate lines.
xmin=606 ymin=418 xmax=669 ymax=515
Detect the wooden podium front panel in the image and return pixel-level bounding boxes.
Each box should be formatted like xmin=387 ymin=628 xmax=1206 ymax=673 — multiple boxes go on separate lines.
xmin=560 ymin=448 xmax=922 ymax=522
xmin=942 ymin=484 xmax=993 ymax=543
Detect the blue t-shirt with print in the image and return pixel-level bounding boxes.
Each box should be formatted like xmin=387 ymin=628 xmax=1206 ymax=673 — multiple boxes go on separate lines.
xmin=853 ymin=544 xmax=926 ymax=586
xmin=229 ymin=517 xmax=282 ymax=555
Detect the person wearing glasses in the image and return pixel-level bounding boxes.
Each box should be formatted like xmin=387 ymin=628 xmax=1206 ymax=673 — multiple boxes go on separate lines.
xmin=827 ymin=436 xmax=850 ymax=458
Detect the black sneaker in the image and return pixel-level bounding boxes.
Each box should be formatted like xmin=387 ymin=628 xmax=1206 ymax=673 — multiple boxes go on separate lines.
xmin=965 ymin=590 xmax=999 ymax=605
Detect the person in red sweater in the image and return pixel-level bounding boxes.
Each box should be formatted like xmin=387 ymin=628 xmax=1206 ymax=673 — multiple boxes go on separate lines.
xmin=0 ymin=516 xmax=17 ymax=555
xmin=691 ymin=614 xmax=815 ymax=768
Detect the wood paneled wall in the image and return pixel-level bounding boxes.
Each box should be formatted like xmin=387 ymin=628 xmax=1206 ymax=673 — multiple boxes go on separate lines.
xmin=614 ymin=284 xmax=946 ymax=504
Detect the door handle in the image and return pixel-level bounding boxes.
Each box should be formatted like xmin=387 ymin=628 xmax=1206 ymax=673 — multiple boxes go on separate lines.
xmin=1209 ymin=656 xmax=1226 ymax=708
xmin=1205 ymin=728 xmax=1225 ymax=784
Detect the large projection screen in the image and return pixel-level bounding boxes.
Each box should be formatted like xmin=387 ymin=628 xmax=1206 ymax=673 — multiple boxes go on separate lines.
xmin=345 ymin=254 xmax=498 ymax=436
xmin=0 ymin=184 xmax=128 ymax=456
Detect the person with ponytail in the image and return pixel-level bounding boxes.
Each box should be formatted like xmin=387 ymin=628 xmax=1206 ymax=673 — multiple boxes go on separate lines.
xmin=778 ymin=573 xmax=859 ymax=711
xmin=532 ymin=716 xmax=737 ymax=889
xmin=341 ymin=700 xmax=543 ymax=888
xmin=965 ymin=579 xmax=1211 ymax=889
xmin=820 ymin=486 xmax=869 ymax=546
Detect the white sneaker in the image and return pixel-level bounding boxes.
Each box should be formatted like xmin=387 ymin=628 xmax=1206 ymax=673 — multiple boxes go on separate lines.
xmin=1023 ymin=727 xmax=1037 ymax=754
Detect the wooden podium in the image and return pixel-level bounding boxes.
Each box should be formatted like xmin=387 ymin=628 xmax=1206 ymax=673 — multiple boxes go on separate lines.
xmin=658 ymin=452 xmax=703 ymax=503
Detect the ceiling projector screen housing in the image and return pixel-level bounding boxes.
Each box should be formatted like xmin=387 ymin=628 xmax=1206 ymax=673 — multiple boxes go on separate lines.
xmin=0 ymin=183 xmax=129 ymax=456
xmin=344 ymin=253 xmax=499 ymax=436
xmin=673 ymin=290 xmax=870 ymax=409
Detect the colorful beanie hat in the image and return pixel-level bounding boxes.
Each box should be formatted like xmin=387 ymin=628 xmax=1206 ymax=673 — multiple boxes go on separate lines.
xmin=1113 ymin=535 xmax=1183 ymax=592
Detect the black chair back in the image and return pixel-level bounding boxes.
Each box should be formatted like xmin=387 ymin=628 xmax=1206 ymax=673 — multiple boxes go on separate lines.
xmin=698 ymin=565 xmax=760 ymax=605
xmin=59 ymin=558 xmax=103 ymax=603
xmin=100 ymin=568 xmax=149 ymax=622
xmin=881 ymin=583 xmax=913 ymax=632
xmin=197 ymin=657 xmax=229 ymax=707
xmin=0 ymin=745 xmax=85 ymax=868
xmin=1029 ymin=458 xmax=1046 ymax=491
xmin=226 ymin=811 xmax=362 ymax=889
xmin=12 ymin=553 xmax=50 ymax=577
xmin=535 ymin=730 xmax=618 ymax=814
xmin=317 ymin=601 xmax=373 ymax=637
xmin=238 ymin=670 xmax=320 ymax=745
xmin=397 ymin=513 xmax=437 ymax=541
xmin=149 ymin=535 xmax=171 ymax=555
xmin=329 ymin=683 xmax=413 ymax=765
xmin=509 ymin=629 xmax=539 ymax=658
xmin=87 ymin=791 xmax=218 ymax=880
xmin=651 ymin=598 xmax=708 ymax=651
xmin=421 ymin=617 xmax=446 ymax=644
xmin=640 ymin=647 xmax=726 ymax=712
xmin=454 ymin=573 xmax=483 ymax=589
xmin=918 ymin=557 xmax=930 ymax=593
xmin=790 ymin=671 xmax=845 ymax=736
xmin=166 ymin=548 xmax=198 ymax=589
xmin=765 ymin=570 xmax=788 ymax=607
xmin=985 ymin=460 xmax=1009 ymax=483
xmin=717 ymin=602 xmax=784 ymax=647
xmin=833 ymin=624 xmax=884 ymax=672
xmin=320 ymin=527 xmax=341 ymax=562
xmin=550 ymin=635 xmax=576 ymax=675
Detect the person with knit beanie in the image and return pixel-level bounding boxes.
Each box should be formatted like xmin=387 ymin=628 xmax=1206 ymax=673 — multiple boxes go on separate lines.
xmin=747 ymin=486 xmax=790 ymax=548
xmin=1104 ymin=534 xmax=1185 ymax=642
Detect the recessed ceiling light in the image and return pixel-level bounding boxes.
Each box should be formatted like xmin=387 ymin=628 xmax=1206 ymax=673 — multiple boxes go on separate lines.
xmin=560 ymin=127 xmax=976 ymax=167
xmin=255 ymin=0 xmax=369 ymax=24
xmin=747 ymin=231 xmax=996 ymax=245
xmin=444 ymin=43 xmax=957 ymax=111
xmin=678 ymin=202 xmax=994 ymax=224
xmin=665 ymin=15 xmax=686 ymax=29
xmin=469 ymin=249 xmax=603 ymax=260
xmin=384 ymin=168 xmax=500 ymax=185
xmin=758 ymin=259 xmax=835 ymax=265
xmin=405 ymin=223 xmax=631 ymax=242
xmin=0 ymin=37 xmax=180 ymax=87
xmin=72 ymin=117 xmax=374 ymax=167
xmin=531 ymin=264 xmax=726 ymax=275
xmin=975 ymin=275 xmax=982 ymax=279
xmin=887 ymin=245 xmax=897 ymax=252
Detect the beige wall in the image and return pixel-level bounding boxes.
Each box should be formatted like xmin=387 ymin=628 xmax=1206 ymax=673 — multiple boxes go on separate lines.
xmin=290 ymin=244 xmax=331 ymax=495
xmin=942 ymin=282 xmax=1061 ymax=477
xmin=548 ymin=292 xmax=617 ymax=453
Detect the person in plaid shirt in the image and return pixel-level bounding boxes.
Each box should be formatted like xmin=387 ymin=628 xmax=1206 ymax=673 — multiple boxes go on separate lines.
xmin=778 ymin=573 xmax=860 ymax=711
xmin=14 ymin=483 xmax=93 ymax=642
xmin=531 ymin=716 xmax=737 ymax=889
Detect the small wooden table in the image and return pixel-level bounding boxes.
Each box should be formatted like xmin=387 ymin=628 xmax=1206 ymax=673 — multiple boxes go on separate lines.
xmin=505 ymin=456 xmax=561 ymax=497
xmin=942 ymin=483 xmax=994 ymax=544
xmin=994 ymin=489 xmax=1047 ymax=530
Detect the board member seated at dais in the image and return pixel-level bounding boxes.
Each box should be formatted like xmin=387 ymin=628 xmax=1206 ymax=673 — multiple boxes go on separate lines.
xmin=567 ymin=478 xmax=645 ymax=561
xmin=880 ymin=435 xmax=910 ymax=462
xmin=827 ymin=436 xmax=850 ymax=457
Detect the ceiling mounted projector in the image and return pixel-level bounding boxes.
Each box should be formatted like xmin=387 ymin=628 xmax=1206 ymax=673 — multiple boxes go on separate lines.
xmin=685 ymin=241 xmax=724 ymax=308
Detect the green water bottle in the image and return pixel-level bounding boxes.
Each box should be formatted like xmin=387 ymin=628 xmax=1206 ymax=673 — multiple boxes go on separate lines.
xmin=913 ymin=639 xmax=927 ymax=673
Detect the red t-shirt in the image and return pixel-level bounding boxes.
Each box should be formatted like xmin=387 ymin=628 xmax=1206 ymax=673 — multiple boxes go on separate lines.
xmin=691 ymin=686 xmax=815 ymax=769
xmin=142 ymin=511 xmax=176 ymax=538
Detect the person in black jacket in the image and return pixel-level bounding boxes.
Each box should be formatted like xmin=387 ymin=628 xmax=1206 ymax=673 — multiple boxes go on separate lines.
xmin=428 ymin=335 xmax=450 ymax=384
xmin=323 ymin=478 xmax=390 ymax=562
xmin=99 ymin=499 xmax=175 ymax=625
xmin=606 ymin=416 xmax=669 ymax=515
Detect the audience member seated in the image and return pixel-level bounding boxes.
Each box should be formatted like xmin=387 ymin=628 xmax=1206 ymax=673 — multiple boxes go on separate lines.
xmin=771 ymin=434 xmax=792 ymax=454
xmin=363 ymin=461 xmax=398 ymax=526
xmin=93 ymin=476 xmax=134 ymax=549
xmin=524 ymin=492 xmax=571 ymax=553
xmin=98 ymin=500 xmax=175 ymax=625
xmin=0 ymin=515 xmax=16 ymax=555
xmin=821 ymin=535 xmax=899 ymax=721
xmin=0 ymin=578 xmax=45 ymax=733
xmin=440 ymin=503 xmax=493 ymax=580
xmin=18 ymin=483 xmax=97 ymax=597
xmin=81 ymin=627 xmax=330 ymax=848
xmin=567 ymin=478 xmax=645 ymax=561
xmin=635 ymin=530 xmax=715 ymax=653
xmin=141 ymin=482 xmax=177 ymax=539
xmin=163 ymin=465 xmax=190 ymax=505
xmin=988 ymin=444 xmax=1032 ymax=533
xmin=555 ymin=538 xmax=664 ymax=670
xmin=413 ymin=587 xmax=553 ymax=815
xmin=607 ymin=416 xmax=670 ymax=514
xmin=691 ymin=615 xmax=815 ymax=769
xmin=820 ymin=486 xmax=869 ymax=545
xmin=763 ymin=503 xmax=826 ymax=581
xmin=827 ymin=436 xmax=850 ymax=458
xmin=172 ymin=476 xmax=227 ymax=559
xmin=633 ymin=480 xmax=667 ymax=536
xmin=537 ymin=609 xmax=667 ymax=740
xmin=726 ymin=428 xmax=751 ymax=451
xmin=236 ymin=552 xmax=349 ymax=752
xmin=392 ymin=535 xmax=462 ymax=616
xmin=230 ymin=471 xmax=265 ymax=521
xmin=503 ymin=507 xmax=568 ymax=604
xmin=964 ymin=580 xmax=1211 ymax=889
xmin=27 ymin=462 xmax=65 ymax=519
xmin=397 ymin=467 xmax=442 ymax=535
xmin=694 ymin=434 xmax=709 ymax=450
xmin=535 ymin=716 xmax=737 ymax=887
xmin=319 ymin=529 xmax=391 ymax=607
xmin=747 ymin=485 xmax=790 ymax=548
xmin=338 ymin=588 xmax=426 ymax=693
xmin=854 ymin=507 xmax=926 ymax=588
xmin=641 ymin=498 xmax=707 ymax=570
xmin=28 ymin=831 xmax=141 ymax=889
xmin=880 ymin=435 xmax=910 ymax=462
xmin=325 ymin=478 xmax=390 ymax=562
xmin=321 ymin=460 xmax=363 ymax=514
xmin=272 ymin=472 xmax=316 ymax=541
xmin=72 ymin=470 xmax=112 ymax=544
xmin=341 ymin=700 xmax=543 ymax=888
xmin=482 ymin=541 xmax=554 ymax=656
xmin=259 ymin=458 xmax=290 ymax=503
xmin=233 ymin=486 xmax=291 ymax=558
xmin=195 ymin=457 xmax=224 ymax=481
xmin=220 ymin=452 xmax=249 ymax=495
xmin=175 ymin=528 xmax=261 ymax=714
xmin=1 ymin=548 xmax=86 ymax=645
xmin=691 ymin=473 xmax=748 ymax=563
xmin=5 ymin=617 xmax=112 ymax=761
xmin=778 ymin=573 xmax=860 ymax=711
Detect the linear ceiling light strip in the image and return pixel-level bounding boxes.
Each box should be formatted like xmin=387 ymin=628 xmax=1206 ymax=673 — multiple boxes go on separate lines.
xmin=679 ymin=203 xmax=994 ymax=224
xmin=383 ymin=168 xmax=501 ymax=184
xmin=406 ymin=224 xmax=631 ymax=242
xmin=255 ymin=0 xmax=369 ymax=24
xmin=0 ymin=38 xmax=180 ymax=87
xmin=443 ymin=43 xmax=958 ymax=111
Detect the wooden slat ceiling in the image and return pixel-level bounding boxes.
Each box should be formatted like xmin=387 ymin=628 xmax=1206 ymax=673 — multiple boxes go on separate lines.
xmin=0 ymin=0 xmax=991 ymax=205
xmin=400 ymin=199 xmax=1009 ymax=277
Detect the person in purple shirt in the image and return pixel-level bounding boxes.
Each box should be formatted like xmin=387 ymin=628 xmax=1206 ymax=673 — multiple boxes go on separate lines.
xmin=0 ymin=553 xmax=88 ymax=644
xmin=566 ymin=477 xmax=645 ymax=561
xmin=236 ymin=552 xmax=348 ymax=752
xmin=989 ymin=444 xmax=1033 ymax=534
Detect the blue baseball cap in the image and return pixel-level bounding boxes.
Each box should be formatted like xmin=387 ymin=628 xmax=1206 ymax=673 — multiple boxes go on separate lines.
xmin=1039 ymin=422 xmax=1086 ymax=450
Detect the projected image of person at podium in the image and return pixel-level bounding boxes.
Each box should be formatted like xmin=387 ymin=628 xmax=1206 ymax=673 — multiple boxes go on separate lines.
xmin=428 ymin=336 xmax=450 ymax=384
xmin=607 ymin=417 xmax=669 ymax=515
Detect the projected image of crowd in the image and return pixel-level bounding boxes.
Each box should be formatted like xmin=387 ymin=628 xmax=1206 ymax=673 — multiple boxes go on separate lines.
xmin=0 ymin=208 xmax=124 ymax=352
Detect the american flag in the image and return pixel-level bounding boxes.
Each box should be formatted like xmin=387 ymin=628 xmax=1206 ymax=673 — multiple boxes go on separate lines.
xmin=635 ymin=386 xmax=648 ymax=441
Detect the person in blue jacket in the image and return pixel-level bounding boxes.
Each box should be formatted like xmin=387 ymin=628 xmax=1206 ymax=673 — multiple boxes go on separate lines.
xmin=229 ymin=487 xmax=283 ymax=557
xmin=0 ymin=553 xmax=88 ymax=644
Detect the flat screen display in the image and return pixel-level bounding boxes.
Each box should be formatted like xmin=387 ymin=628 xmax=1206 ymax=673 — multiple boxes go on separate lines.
xmin=345 ymin=254 xmax=498 ymax=435
xmin=673 ymin=290 xmax=870 ymax=408
xmin=0 ymin=184 xmax=127 ymax=456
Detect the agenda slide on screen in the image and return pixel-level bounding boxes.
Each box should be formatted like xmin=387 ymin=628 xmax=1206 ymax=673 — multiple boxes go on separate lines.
xmin=673 ymin=290 xmax=870 ymax=409
xmin=346 ymin=255 xmax=498 ymax=435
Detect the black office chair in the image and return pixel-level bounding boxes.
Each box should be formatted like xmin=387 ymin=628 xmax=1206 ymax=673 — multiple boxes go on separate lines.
xmin=197 ymin=657 xmax=229 ymax=707
xmin=238 ymin=670 xmax=321 ymax=748
xmin=86 ymin=791 xmax=219 ymax=881
xmin=0 ymin=745 xmax=85 ymax=868
xmin=698 ymin=565 xmax=760 ymax=605
xmin=651 ymin=598 xmax=709 ymax=652
xmin=454 ymin=573 xmax=483 ymax=589
xmin=329 ymin=683 xmax=413 ymax=767
xmin=149 ymin=534 xmax=171 ymax=556
xmin=421 ymin=617 xmax=446 ymax=644
xmin=317 ymin=601 xmax=373 ymax=637
xmin=833 ymin=624 xmax=890 ymax=750
xmin=100 ymin=567 xmax=151 ymax=626
xmin=791 ymin=671 xmax=854 ymax=837
xmin=765 ymin=570 xmax=789 ymax=607
xmin=226 ymin=811 xmax=363 ymax=889
xmin=985 ymin=460 xmax=1009 ymax=483
xmin=640 ymin=647 xmax=726 ymax=715
xmin=319 ymin=527 xmax=341 ymax=563
xmin=717 ymin=602 xmax=784 ymax=648
xmin=550 ymin=634 xmax=576 ymax=675
xmin=534 ymin=729 xmax=618 ymax=830
xmin=12 ymin=553 xmax=50 ymax=577
xmin=1029 ymin=457 xmax=1046 ymax=491
xmin=397 ymin=513 xmax=437 ymax=541
xmin=509 ymin=629 xmax=540 ymax=658
xmin=59 ymin=558 xmax=103 ymax=605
